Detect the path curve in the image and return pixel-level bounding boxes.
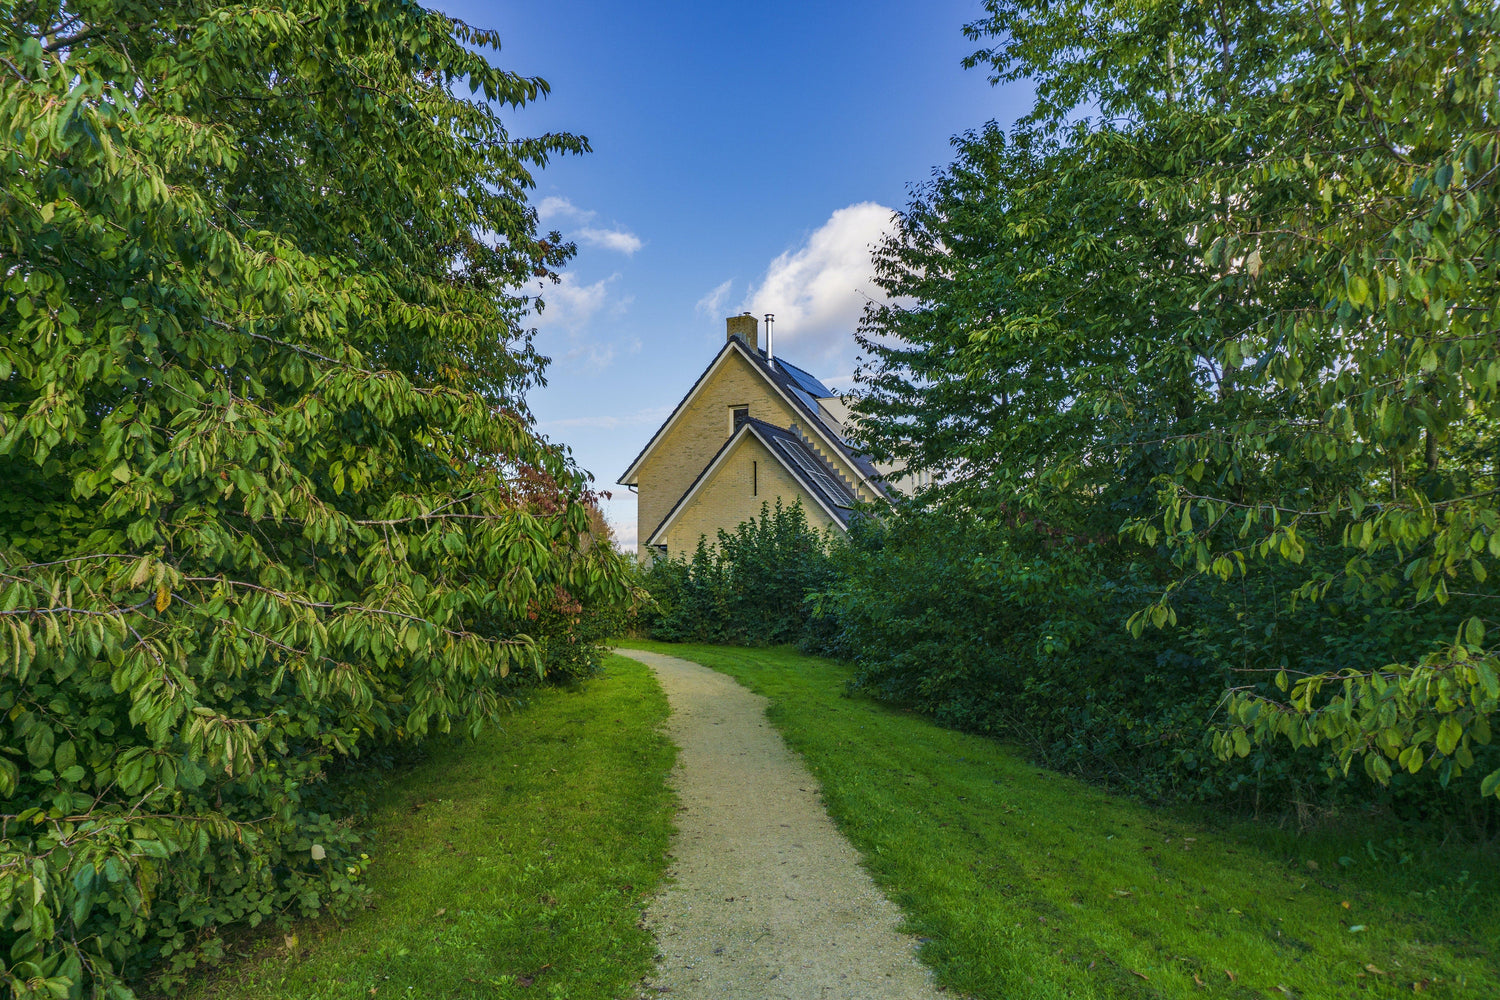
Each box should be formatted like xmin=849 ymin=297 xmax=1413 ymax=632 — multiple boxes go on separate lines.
xmin=616 ymin=648 xmax=945 ymax=1000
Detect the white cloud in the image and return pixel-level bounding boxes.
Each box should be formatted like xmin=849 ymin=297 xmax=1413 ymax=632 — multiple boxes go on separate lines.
xmin=536 ymin=197 xmax=642 ymax=256
xmin=530 ymin=272 xmax=615 ymax=333
xmin=564 ymin=341 xmax=617 ymax=369
xmin=527 ymin=274 xmax=634 ymax=372
xmin=609 ymin=516 xmax=638 ymax=553
xmin=743 ymin=202 xmax=895 ymax=366
xmin=539 ymin=404 xmax=674 ymax=433
xmin=578 ymin=227 xmax=644 ymax=256
xmin=695 ymin=279 xmax=734 ymax=318
xmin=537 ymin=196 xmax=593 ymax=224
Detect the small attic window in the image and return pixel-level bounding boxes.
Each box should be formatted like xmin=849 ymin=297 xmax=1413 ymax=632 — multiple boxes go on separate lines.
xmin=730 ymin=405 xmax=749 ymax=433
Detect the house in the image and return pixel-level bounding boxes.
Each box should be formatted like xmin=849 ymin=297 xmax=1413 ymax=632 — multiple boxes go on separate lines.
xmin=619 ymin=313 xmax=923 ymax=560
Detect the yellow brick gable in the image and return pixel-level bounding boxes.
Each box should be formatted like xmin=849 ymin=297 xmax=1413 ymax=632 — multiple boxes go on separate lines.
xmin=631 ymin=343 xmax=876 ymax=551
xmin=654 ymin=433 xmax=840 ymax=558
xmin=635 ymin=348 xmax=802 ymax=547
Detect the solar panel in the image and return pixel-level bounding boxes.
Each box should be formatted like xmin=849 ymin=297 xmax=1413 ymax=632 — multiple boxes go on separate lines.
xmin=775 ymin=359 xmax=834 ymax=399
xmin=789 ymin=385 xmax=820 ymax=414
xmin=773 ymin=438 xmax=856 ymax=509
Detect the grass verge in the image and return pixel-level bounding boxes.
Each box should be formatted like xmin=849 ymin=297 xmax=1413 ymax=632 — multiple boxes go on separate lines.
xmin=618 ymin=639 xmax=1499 ymax=1000
xmin=181 ymin=654 xmax=674 ymax=1000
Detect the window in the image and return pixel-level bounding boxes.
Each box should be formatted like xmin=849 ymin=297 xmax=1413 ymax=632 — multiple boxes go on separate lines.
xmin=752 ymin=460 xmax=758 ymax=496
xmin=729 ymin=405 xmax=749 ymax=435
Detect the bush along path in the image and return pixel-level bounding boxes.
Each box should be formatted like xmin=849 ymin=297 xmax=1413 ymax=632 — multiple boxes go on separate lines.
xmin=614 ymin=648 xmax=942 ymax=1000
xmin=616 ymin=641 xmax=1500 ymax=1000
xmin=178 ymin=654 xmax=675 ymax=1000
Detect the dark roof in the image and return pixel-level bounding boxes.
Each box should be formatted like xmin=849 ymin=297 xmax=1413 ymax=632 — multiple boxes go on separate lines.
xmin=772 ymin=357 xmax=834 ymax=399
xmin=742 ymin=349 xmax=895 ymax=502
xmin=644 ymin=417 xmax=862 ymax=546
xmin=744 ymin=419 xmax=860 ymax=523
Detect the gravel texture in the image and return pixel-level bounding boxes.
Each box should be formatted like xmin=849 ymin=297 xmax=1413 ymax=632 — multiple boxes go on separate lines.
xmin=616 ymin=648 xmax=945 ymax=1000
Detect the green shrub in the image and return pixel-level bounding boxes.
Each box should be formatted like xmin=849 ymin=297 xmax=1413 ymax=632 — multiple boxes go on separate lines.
xmin=634 ymin=500 xmax=835 ymax=647
xmin=810 ymin=506 xmax=1499 ymax=824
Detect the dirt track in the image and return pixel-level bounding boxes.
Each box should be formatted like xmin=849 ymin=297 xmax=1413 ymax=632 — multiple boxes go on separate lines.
xmin=615 ymin=648 xmax=944 ymax=1000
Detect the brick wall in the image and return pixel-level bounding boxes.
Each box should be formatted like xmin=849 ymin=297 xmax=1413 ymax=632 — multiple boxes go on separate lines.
xmin=657 ymin=433 xmax=839 ymax=557
xmin=637 ymin=349 xmax=801 ymax=545
xmin=635 ymin=343 xmax=873 ymax=556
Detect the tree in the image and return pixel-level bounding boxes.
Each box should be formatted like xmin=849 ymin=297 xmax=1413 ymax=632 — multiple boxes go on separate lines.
xmin=856 ymin=0 xmax=1500 ymax=798
xmin=1 ymin=1 xmax=629 ymax=993
xmin=853 ymin=120 xmax=1249 ymax=539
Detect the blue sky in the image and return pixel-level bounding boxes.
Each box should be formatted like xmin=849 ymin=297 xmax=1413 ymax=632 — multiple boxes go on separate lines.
xmin=436 ymin=0 xmax=1034 ymax=548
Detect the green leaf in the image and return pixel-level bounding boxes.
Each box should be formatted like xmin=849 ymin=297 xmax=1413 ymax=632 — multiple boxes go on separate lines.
xmin=26 ymin=725 xmax=54 ymax=768
xmin=1462 ymin=616 xmax=1485 ymax=647
xmin=31 ymin=899 xmax=55 ymax=942
xmin=133 ymin=840 xmax=171 ymax=860
xmin=1437 ymin=717 xmax=1462 ymax=757
xmin=1348 ymin=274 xmax=1369 ymax=306
xmin=72 ymin=866 xmax=97 ymax=927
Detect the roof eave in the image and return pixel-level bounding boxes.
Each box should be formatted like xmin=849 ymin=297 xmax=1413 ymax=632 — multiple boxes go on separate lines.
xmin=617 ymin=340 xmax=743 ymax=487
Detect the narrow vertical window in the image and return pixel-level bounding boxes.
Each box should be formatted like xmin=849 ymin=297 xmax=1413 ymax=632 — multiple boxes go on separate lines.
xmin=752 ymin=460 xmax=758 ymax=496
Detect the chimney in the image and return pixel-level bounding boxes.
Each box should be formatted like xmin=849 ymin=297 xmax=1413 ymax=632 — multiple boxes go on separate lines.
xmin=726 ymin=312 xmax=758 ymax=352
xmin=764 ymin=312 xmax=775 ymax=362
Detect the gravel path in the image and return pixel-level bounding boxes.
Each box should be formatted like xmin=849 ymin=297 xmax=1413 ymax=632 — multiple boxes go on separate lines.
xmin=616 ymin=648 xmax=945 ymax=1000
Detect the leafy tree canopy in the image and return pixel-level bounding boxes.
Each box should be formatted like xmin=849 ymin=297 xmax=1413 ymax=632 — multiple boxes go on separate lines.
xmin=855 ymin=0 xmax=1500 ymax=799
xmin=1 ymin=1 xmax=628 ymax=993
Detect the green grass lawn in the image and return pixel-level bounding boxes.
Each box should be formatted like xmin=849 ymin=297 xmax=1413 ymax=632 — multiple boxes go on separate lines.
xmin=181 ymin=653 xmax=675 ymax=1000
xmin=618 ymin=639 xmax=1500 ymax=1000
